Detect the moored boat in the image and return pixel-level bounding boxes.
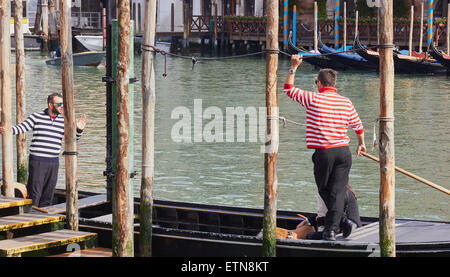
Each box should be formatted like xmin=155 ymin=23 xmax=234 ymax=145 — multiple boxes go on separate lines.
xmin=47 ymin=189 xmax=450 ymax=257
xmin=428 ymin=41 xmax=450 ymax=71
xmin=287 ymin=33 xmax=350 ymax=70
xmin=318 ymin=35 xmax=377 ymax=71
xmin=353 ymin=36 xmax=380 ymax=71
xmin=45 ymin=51 xmax=106 ymax=66
xmin=75 ymin=35 xmax=104 ymax=51
xmin=392 ymin=48 xmax=446 ymax=74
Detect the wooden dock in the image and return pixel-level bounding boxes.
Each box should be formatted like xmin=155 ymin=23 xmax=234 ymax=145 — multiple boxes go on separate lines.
xmin=0 ymin=196 xmax=98 ymax=257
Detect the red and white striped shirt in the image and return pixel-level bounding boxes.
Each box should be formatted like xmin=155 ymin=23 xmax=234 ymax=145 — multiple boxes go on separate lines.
xmin=284 ymin=84 xmax=364 ymax=149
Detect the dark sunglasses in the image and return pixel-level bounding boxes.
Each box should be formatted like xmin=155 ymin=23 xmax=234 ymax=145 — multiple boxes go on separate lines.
xmin=54 ymin=102 xmax=63 ymax=107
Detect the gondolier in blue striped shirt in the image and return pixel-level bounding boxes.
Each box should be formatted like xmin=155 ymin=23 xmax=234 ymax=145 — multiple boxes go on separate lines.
xmin=0 ymin=93 xmax=87 ymax=207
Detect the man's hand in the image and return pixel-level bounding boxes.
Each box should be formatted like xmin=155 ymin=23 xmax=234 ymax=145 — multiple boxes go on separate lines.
xmin=356 ymin=143 xmax=366 ymax=156
xmin=0 ymin=125 xmax=6 ymax=135
xmin=291 ymin=54 xmax=303 ymax=69
xmin=76 ymin=114 xmax=88 ymax=130
xmin=296 ymin=220 xmax=306 ymax=229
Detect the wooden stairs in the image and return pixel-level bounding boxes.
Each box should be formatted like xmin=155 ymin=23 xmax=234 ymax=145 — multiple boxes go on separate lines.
xmin=0 ymin=196 xmax=98 ymax=257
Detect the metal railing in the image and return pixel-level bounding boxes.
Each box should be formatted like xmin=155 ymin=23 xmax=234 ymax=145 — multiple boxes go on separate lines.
xmin=71 ymin=11 xmax=102 ymax=29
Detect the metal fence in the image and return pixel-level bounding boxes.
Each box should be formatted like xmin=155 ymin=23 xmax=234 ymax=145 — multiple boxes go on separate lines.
xmin=71 ymin=12 xmax=102 ymax=29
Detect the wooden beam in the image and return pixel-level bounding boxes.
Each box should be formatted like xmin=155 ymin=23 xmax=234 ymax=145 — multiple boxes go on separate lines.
xmin=115 ymin=0 xmax=134 ymax=257
xmin=419 ymin=1 xmax=424 ymax=52
xmin=262 ymin=0 xmax=279 ymax=257
xmin=409 ymin=5 xmax=414 ymax=55
xmin=0 ymin=0 xmax=15 ymax=198
xmin=59 ymin=0 xmax=78 ymax=231
xmin=13 ymin=0 xmax=28 ymax=185
xmin=139 ymin=0 xmax=156 ymax=257
xmin=378 ymin=0 xmax=396 ymax=257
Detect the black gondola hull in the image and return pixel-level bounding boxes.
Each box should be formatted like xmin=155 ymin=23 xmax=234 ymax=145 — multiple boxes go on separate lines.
xmin=54 ymin=190 xmax=450 ymax=257
xmin=428 ymin=42 xmax=450 ymax=70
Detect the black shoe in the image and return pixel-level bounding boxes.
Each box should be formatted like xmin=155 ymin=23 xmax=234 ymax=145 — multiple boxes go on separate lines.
xmin=322 ymin=230 xmax=336 ymax=241
xmin=342 ymin=219 xmax=357 ymax=238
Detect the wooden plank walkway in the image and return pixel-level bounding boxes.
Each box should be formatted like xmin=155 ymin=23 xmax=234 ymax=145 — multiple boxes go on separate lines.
xmin=0 ymin=213 xmax=64 ymax=232
xmin=0 ymin=229 xmax=97 ymax=257
xmin=43 ymin=195 xmax=107 ymax=214
xmin=0 ymin=197 xmax=32 ymax=210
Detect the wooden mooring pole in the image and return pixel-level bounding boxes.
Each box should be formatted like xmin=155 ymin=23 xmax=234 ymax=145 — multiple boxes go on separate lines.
xmin=262 ymin=0 xmax=279 ymax=257
xmin=447 ymin=3 xmax=450 ymax=55
xmin=14 ymin=0 xmax=28 ymax=185
xmin=314 ymin=2 xmax=318 ymax=52
xmin=419 ymin=1 xmax=424 ymax=53
xmin=409 ymin=5 xmax=414 ymax=55
xmin=0 ymin=0 xmax=15 ymax=198
xmin=42 ymin=0 xmax=49 ymax=51
xmin=139 ymin=0 xmax=156 ymax=257
xmin=60 ymin=0 xmax=78 ymax=231
xmin=343 ymin=1 xmax=347 ymax=51
xmin=114 ymin=0 xmax=134 ymax=256
xmin=378 ymin=0 xmax=396 ymax=257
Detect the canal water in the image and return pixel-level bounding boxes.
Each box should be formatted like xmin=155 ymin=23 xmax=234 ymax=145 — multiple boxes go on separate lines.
xmin=4 ymin=50 xmax=450 ymax=221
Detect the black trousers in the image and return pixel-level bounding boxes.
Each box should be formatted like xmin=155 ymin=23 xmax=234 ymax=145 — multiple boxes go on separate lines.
xmin=26 ymin=156 xmax=59 ymax=207
xmin=312 ymin=146 xmax=352 ymax=232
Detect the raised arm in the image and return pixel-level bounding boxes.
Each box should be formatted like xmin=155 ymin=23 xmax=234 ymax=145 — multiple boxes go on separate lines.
xmin=285 ymin=54 xmax=303 ymax=86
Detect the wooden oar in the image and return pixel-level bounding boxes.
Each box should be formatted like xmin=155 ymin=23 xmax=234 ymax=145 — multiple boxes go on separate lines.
xmin=361 ymin=152 xmax=450 ymax=195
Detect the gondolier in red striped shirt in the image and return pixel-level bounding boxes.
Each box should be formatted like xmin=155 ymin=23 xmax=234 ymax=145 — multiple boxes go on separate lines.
xmin=284 ymin=54 xmax=366 ymax=241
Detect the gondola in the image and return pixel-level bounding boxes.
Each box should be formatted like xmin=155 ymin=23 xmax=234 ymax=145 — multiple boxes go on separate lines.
xmin=46 ymin=189 xmax=450 ymax=257
xmin=392 ymin=48 xmax=446 ymax=74
xmin=354 ymin=36 xmax=447 ymax=74
xmin=287 ymin=32 xmax=350 ymax=70
xmin=317 ymin=35 xmax=377 ymax=71
xmin=353 ymin=35 xmax=380 ymax=71
xmin=428 ymin=41 xmax=450 ymax=71
xmin=46 ymin=51 xmax=106 ymax=67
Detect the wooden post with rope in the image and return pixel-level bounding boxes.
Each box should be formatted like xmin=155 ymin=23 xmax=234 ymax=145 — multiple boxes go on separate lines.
xmin=378 ymin=0 xmax=396 ymax=257
xmin=262 ymin=0 xmax=279 ymax=257
xmin=14 ymin=0 xmax=28 ymax=185
xmin=0 ymin=0 xmax=15 ymax=198
xmin=60 ymin=0 xmax=78 ymax=231
xmin=139 ymin=0 xmax=156 ymax=257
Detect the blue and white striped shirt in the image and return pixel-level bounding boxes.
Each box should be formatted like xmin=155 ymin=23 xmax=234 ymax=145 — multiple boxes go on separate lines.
xmin=12 ymin=109 xmax=83 ymax=162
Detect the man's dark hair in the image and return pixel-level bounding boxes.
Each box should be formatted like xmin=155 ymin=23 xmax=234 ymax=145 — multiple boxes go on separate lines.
xmin=47 ymin=93 xmax=63 ymax=104
xmin=317 ymin=68 xmax=338 ymax=87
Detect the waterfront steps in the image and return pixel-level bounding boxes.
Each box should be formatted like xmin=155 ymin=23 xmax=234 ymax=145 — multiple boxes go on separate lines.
xmin=0 ymin=229 xmax=97 ymax=257
xmin=0 ymin=196 xmax=98 ymax=257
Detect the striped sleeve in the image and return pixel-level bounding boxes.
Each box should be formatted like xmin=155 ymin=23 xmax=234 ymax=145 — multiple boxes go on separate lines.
xmin=284 ymin=84 xmax=315 ymax=108
xmin=76 ymin=128 xmax=84 ymax=141
xmin=12 ymin=114 xmax=36 ymax=135
xmin=348 ymin=104 xmax=364 ymax=135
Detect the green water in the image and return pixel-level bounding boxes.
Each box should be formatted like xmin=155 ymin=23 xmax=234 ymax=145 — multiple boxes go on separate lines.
xmin=4 ymin=51 xmax=450 ymax=221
